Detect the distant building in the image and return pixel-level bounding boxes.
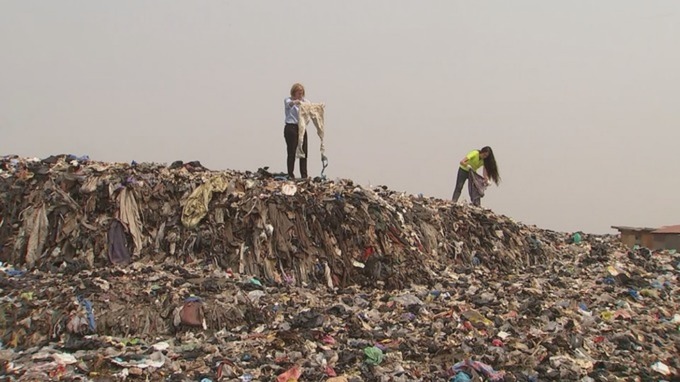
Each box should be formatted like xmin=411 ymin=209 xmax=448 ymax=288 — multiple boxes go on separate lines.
xmin=611 ymin=226 xmax=656 ymax=248
xmin=611 ymin=225 xmax=680 ymax=250
xmin=650 ymin=225 xmax=680 ymax=251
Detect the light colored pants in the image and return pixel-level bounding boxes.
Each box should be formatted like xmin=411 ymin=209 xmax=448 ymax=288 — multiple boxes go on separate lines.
xmin=296 ymin=103 xmax=325 ymax=159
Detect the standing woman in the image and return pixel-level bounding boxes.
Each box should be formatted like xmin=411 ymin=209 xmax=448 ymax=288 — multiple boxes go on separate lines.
xmin=284 ymin=83 xmax=308 ymax=179
xmin=452 ymin=146 xmax=501 ymax=203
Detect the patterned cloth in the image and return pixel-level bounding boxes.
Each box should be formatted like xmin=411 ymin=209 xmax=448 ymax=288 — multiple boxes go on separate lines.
xmin=450 ymin=359 xmax=505 ymax=381
xmin=467 ymin=170 xmax=489 ymax=206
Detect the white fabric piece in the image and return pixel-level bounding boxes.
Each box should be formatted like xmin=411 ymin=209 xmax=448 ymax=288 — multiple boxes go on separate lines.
xmin=118 ymin=188 xmax=144 ymax=255
xmin=296 ymin=102 xmax=326 ymax=159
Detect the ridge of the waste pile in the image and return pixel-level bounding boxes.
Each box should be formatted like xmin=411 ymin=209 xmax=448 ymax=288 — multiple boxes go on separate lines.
xmin=2 ymin=154 xmax=583 ymax=288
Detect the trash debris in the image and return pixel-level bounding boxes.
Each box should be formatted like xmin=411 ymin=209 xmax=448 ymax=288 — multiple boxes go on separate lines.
xmin=450 ymin=360 xmax=505 ymax=381
xmin=77 ymin=295 xmax=96 ymax=332
xmin=277 ymin=365 xmax=302 ymax=382
xmin=327 ymin=377 xmax=349 ymax=382
xmin=651 ymin=361 xmax=672 ymax=376
xmin=110 ymin=351 xmax=165 ymax=369
xmin=281 ymin=183 xmax=297 ymax=196
xmin=363 ymin=346 xmax=384 ymax=365
xmin=0 ymin=155 xmax=678 ymax=380
xmin=2 ymin=155 xmax=564 ymax=285
xmin=452 ymin=372 xmax=473 ymax=382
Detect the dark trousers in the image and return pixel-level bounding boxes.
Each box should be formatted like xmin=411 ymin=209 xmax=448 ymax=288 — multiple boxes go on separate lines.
xmin=284 ymin=123 xmax=308 ymax=178
xmin=451 ymin=167 xmax=469 ymax=203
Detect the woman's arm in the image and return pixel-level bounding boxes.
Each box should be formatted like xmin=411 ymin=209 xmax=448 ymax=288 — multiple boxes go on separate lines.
xmin=460 ymin=157 xmax=473 ymax=171
xmin=285 ymin=98 xmax=301 ymax=106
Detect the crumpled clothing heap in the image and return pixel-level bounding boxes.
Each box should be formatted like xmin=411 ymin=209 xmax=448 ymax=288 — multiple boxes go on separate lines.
xmin=0 ymin=244 xmax=678 ymax=381
xmin=1 ymin=155 xmax=566 ymax=289
xmin=1 ymin=154 xmax=678 ymax=381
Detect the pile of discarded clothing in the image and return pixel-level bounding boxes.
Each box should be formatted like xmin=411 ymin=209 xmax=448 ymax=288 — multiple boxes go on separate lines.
xmin=0 ymin=155 xmax=678 ymax=381
xmin=1 ymin=155 xmax=560 ymax=288
xmin=1 ymin=241 xmax=678 ymax=380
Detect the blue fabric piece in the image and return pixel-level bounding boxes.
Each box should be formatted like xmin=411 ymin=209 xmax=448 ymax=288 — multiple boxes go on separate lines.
xmin=4 ymin=269 xmax=25 ymax=277
xmin=451 ymin=372 xmax=472 ymax=382
xmin=628 ymin=288 xmax=642 ymax=301
xmin=77 ymin=295 xmax=96 ymax=332
xmin=67 ymin=154 xmax=90 ymax=162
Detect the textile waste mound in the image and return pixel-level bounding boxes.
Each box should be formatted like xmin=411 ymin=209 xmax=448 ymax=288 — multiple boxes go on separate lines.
xmin=0 ymin=155 xmax=678 ymax=381
xmin=1 ymin=155 xmax=556 ymax=287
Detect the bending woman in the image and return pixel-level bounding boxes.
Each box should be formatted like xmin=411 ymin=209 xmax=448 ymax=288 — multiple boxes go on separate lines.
xmin=451 ymin=146 xmax=501 ymax=204
xmin=283 ymin=83 xmax=309 ymax=179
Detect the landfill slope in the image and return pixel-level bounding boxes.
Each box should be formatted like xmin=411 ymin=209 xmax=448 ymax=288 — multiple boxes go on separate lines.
xmin=1 ymin=155 xmax=557 ymax=287
xmin=1 ymin=155 xmax=679 ymax=381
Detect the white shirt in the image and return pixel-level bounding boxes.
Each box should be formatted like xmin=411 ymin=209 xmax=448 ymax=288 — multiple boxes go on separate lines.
xmin=284 ymin=97 xmax=308 ymax=124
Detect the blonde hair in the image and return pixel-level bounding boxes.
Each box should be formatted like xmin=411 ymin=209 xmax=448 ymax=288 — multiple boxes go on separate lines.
xmin=290 ymin=83 xmax=305 ymax=97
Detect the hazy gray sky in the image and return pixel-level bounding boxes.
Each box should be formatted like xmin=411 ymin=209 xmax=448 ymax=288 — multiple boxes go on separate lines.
xmin=1 ymin=1 xmax=679 ymax=234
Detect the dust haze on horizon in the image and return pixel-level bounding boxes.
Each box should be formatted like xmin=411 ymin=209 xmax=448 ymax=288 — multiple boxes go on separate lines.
xmin=1 ymin=1 xmax=679 ymax=234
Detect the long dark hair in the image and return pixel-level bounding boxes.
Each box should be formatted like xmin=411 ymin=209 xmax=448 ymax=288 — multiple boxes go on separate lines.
xmin=480 ymin=146 xmax=500 ymax=185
